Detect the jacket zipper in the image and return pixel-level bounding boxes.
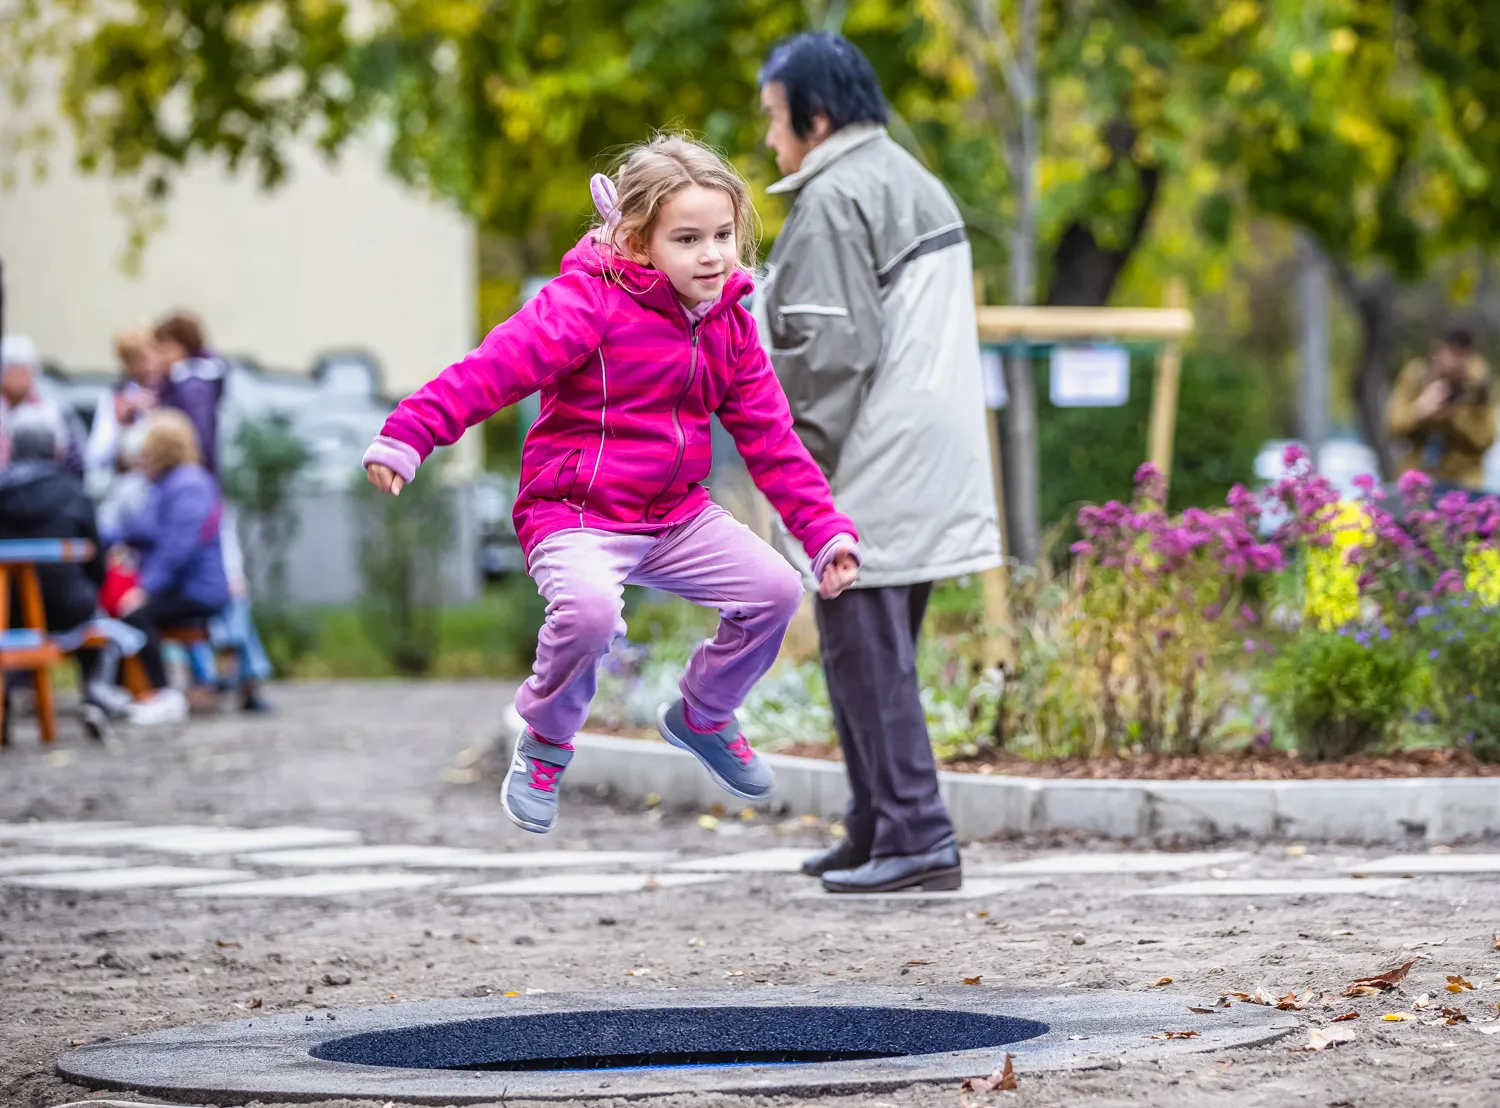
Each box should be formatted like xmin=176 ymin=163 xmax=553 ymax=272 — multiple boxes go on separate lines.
xmin=644 ymin=322 xmax=700 ymax=520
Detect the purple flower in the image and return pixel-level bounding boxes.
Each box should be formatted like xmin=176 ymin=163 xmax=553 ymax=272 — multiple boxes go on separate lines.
xmin=1429 ymin=648 xmax=1441 ymax=660
xmin=1282 ymin=443 xmax=1308 ymax=467
xmin=1243 ymin=639 xmax=1257 ymax=653
xmin=1352 ymin=473 xmax=1377 ymax=493
xmin=1397 ymin=469 xmax=1433 ymax=499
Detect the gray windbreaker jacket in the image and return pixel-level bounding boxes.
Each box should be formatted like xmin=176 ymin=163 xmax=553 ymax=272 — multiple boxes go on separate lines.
xmin=758 ymin=124 xmax=1003 ymax=588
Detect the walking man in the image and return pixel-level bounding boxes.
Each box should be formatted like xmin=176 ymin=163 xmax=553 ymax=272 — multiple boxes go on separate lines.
xmin=757 ymin=33 xmax=1003 ymax=892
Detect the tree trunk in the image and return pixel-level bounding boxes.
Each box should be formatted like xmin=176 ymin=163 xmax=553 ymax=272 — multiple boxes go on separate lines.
xmin=1001 ymin=0 xmax=1041 ymax=566
xmin=1044 ymin=156 xmax=1159 ymax=306
xmin=1335 ymin=267 xmax=1400 ymax=480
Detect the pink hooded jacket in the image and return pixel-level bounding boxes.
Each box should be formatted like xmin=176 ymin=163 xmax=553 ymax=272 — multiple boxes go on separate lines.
xmin=364 ymin=234 xmax=857 ymax=568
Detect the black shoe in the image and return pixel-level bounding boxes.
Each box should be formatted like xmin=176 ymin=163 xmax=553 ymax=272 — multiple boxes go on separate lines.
xmin=821 ymin=840 xmax=963 ymax=894
xmin=801 ymin=839 xmax=870 ymax=878
xmin=240 ymin=693 xmax=274 ymax=714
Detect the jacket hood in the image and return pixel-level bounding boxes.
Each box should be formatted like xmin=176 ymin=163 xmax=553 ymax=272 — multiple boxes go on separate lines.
xmin=0 ymin=460 xmax=75 ymax=522
xmin=560 ymin=233 xmax=754 ymax=320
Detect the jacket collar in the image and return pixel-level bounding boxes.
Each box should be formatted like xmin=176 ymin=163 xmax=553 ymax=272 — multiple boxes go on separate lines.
xmin=766 ymin=123 xmax=886 ymax=195
xmin=563 ymin=233 xmax=754 ymax=322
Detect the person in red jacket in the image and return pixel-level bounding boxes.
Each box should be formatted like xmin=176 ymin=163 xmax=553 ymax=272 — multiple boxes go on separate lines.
xmin=364 ymin=135 xmax=859 ymax=834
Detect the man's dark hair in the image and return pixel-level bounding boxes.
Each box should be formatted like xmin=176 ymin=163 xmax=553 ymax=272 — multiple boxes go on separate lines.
xmin=154 ymin=312 xmax=206 ymax=357
xmin=1441 ymin=325 xmax=1477 ymax=352
xmin=759 ymin=32 xmax=889 ymax=138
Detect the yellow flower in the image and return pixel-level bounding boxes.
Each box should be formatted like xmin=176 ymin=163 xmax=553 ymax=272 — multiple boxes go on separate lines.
xmin=1465 ymin=545 xmax=1500 ymax=609
xmin=1305 ymin=501 xmax=1370 ymax=631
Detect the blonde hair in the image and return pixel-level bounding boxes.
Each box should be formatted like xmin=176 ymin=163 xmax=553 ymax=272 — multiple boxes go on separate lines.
xmin=114 ymin=327 xmax=153 ymax=363
xmin=139 ymin=408 xmax=201 ymax=476
xmin=597 ymin=134 xmax=759 ymax=272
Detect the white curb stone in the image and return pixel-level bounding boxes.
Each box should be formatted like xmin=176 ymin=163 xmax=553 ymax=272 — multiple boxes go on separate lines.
xmin=566 ymin=734 xmax=1500 ymax=843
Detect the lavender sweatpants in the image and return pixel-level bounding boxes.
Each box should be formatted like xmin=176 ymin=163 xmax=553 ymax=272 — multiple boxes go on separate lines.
xmin=514 ymin=505 xmax=806 ymax=742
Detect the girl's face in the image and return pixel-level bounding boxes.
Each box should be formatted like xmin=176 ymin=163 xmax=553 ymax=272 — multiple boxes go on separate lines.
xmin=638 ymin=185 xmax=738 ymax=306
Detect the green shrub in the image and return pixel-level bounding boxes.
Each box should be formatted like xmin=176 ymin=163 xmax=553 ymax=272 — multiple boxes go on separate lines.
xmin=354 ymin=459 xmax=455 ymax=676
xmin=1414 ymin=601 xmax=1500 ymax=762
xmin=1265 ymin=628 xmax=1430 ymax=761
xmin=222 ymin=415 xmax=315 ymax=676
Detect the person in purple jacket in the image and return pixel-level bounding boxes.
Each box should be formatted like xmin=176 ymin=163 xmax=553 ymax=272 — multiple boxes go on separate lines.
xmin=112 ymin=409 xmax=230 ymax=726
xmin=153 ymin=313 xmax=228 ymax=476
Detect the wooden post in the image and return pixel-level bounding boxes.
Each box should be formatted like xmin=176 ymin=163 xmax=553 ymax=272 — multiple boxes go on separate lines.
xmin=1147 ymin=279 xmax=1188 ymax=491
xmin=977 ymin=274 xmax=1014 ymax=668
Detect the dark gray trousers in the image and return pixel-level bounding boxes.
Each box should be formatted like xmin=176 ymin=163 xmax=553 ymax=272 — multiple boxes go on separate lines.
xmin=814 ymin=583 xmax=956 ymax=860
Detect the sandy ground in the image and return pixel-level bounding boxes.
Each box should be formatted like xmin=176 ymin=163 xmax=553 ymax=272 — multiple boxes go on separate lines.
xmin=2 ymin=681 xmax=1498 ymax=1108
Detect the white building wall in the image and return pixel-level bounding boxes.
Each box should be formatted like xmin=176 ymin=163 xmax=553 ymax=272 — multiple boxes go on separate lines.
xmin=0 ymin=105 xmax=475 ymax=398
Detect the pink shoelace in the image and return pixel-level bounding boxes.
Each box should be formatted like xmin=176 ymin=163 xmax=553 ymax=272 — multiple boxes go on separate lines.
xmin=725 ymin=734 xmax=755 ymax=767
xmin=529 ymin=762 xmax=563 ymax=792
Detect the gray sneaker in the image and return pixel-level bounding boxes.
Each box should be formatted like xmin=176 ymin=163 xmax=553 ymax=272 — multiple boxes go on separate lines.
xmin=501 ymin=730 xmax=573 ymax=834
xmin=656 ymin=699 xmax=774 ymax=800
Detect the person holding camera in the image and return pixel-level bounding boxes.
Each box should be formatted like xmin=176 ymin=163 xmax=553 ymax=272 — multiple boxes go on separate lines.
xmin=1386 ymin=326 xmax=1497 ymax=494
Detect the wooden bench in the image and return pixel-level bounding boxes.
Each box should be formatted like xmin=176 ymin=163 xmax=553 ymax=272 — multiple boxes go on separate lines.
xmin=0 ymin=538 xmax=94 ymax=747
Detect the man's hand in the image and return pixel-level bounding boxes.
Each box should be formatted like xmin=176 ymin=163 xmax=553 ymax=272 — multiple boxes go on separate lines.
xmin=365 ymin=463 xmax=405 ymax=496
xmin=819 ymin=549 xmax=859 ymax=599
xmin=1414 ymin=379 xmax=1451 ymax=421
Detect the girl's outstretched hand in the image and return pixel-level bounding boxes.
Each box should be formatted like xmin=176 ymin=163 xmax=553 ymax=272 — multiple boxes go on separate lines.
xmin=366 ymin=463 xmax=405 ymax=497
xmin=819 ymin=549 xmax=859 ymax=600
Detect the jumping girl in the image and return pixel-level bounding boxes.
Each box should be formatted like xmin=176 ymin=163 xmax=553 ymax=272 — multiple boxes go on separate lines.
xmin=363 ymin=135 xmax=860 ymax=833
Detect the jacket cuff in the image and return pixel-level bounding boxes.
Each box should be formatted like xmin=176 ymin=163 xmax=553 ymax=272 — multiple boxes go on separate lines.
xmin=812 ymin=533 xmax=861 ymax=582
xmin=363 ymin=436 xmax=421 ymax=484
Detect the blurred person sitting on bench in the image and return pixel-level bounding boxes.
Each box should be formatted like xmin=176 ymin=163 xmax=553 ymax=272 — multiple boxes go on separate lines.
xmin=153 ymin=313 xmax=228 ymax=477
xmin=108 ymin=409 xmax=230 ymax=726
xmin=0 ymin=411 xmax=119 ymax=735
xmin=1386 ymin=326 xmax=1497 ymax=495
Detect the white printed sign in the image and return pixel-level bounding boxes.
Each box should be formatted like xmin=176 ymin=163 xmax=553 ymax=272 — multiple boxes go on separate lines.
xmin=1050 ymin=345 xmax=1130 ymax=408
xmin=980 ymin=346 xmax=1008 ymax=410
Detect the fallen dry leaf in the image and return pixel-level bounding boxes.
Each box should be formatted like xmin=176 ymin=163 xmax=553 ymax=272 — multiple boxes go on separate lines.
xmin=502 ymin=990 xmax=520 ymax=997
xmin=906 ymin=960 xmax=933 ymax=966
xmin=1493 ymin=931 xmax=1500 ymax=952
xmin=1446 ymin=975 xmax=1476 ymax=993
xmin=625 ymin=967 xmax=652 ymax=977
xmin=725 ymin=970 xmax=747 ymax=978
xmin=1345 ymin=985 xmax=1384 ymax=998
xmin=1221 ymin=991 xmax=1252 ymax=1001
xmin=1275 ymin=989 xmax=1315 ymax=1012
xmin=1150 ymin=977 xmax=1174 ymax=988
xmin=1187 ymin=1006 xmax=1219 ymax=1015
xmin=1305 ymin=1026 xmax=1357 ymax=1051
xmin=697 ymin=814 xmax=720 ymax=830
xmin=215 ymin=939 xmax=242 ymax=949
xmin=1439 ymin=1007 xmax=1469 ymax=1024
xmin=641 ymin=877 xmax=663 ymax=892
xmin=1346 ymin=959 xmax=1416 ymax=995
xmin=1413 ymin=993 xmax=1432 ymax=1009
xmin=1382 ymin=1012 xmax=1414 ymax=1022
xmin=963 ymin=975 xmax=984 ymax=986
xmin=1331 ymin=1012 xmax=1359 ymax=1022
xmin=1149 ymin=1030 xmax=1201 ymax=1040
xmin=958 ymin=1053 xmax=1018 ymax=1092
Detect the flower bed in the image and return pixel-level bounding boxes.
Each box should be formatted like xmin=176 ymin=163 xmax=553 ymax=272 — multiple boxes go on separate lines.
xmin=591 ymin=449 xmax=1500 ymax=776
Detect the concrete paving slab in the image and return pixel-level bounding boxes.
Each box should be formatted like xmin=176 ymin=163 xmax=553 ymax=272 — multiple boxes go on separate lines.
xmin=1350 ymin=853 xmax=1500 ymax=876
xmin=3 ymin=866 xmax=250 ymax=891
xmin=0 ymin=821 xmax=131 ymax=843
xmin=1143 ymin=878 xmax=1408 ymax=897
xmin=8 ymin=824 xmax=235 ymax=848
xmin=790 ymin=878 xmax=1029 ymax=903
xmin=976 ymin=851 xmax=1250 ymax=877
xmin=0 ymin=854 xmax=128 ymax=876
xmin=143 ymin=827 xmax=362 ymax=856
xmin=449 ymin=873 xmax=726 ymax=896
xmin=176 ymin=873 xmax=445 ymax=898
xmin=237 ymin=846 xmax=672 ymax=869
xmin=669 ymin=848 xmax=814 ymax=873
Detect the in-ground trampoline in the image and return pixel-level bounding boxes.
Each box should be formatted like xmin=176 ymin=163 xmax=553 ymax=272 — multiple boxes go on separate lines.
xmin=59 ymin=986 xmax=1299 ymax=1103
